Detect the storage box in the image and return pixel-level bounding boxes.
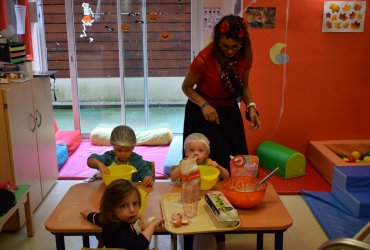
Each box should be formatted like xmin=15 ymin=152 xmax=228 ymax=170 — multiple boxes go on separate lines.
xmin=308 ymin=140 xmax=370 ymax=184
xmin=257 ymin=140 xmax=305 ymax=178
xmin=0 ymin=43 xmax=26 ymax=64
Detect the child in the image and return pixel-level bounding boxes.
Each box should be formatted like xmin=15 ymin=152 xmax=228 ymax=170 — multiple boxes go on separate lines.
xmin=87 ymin=125 xmax=154 ymax=187
xmin=81 ymin=179 xmax=163 ymax=249
xmin=170 ymin=132 xmax=229 ymax=182
xmin=170 ymin=133 xmax=229 ymax=250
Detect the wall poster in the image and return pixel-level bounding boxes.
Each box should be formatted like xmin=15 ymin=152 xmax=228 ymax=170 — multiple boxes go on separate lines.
xmin=203 ymin=7 xmax=222 ymax=34
xmin=245 ymin=7 xmax=276 ymax=29
xmin=322 ymin=1 xmax=367 ymax=32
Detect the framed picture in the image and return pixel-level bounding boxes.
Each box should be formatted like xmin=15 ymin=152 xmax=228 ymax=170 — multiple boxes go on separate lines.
xmin=322 ymin=1 xmax=367 ymax=32
xmin=245 ymin=7 xmax=276 ymax=29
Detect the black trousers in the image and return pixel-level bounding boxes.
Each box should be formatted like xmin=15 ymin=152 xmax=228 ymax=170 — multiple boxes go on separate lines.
xmin=183 ymin=100 xmax=248 ymax=171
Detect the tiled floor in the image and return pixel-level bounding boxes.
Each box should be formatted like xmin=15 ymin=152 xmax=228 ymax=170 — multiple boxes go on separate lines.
xmin=0 ymin=179 xmax=329 ymax=250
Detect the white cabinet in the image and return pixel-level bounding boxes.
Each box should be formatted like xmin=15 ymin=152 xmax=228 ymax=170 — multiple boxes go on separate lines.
xmin=0 ymin=77 xmax=58 ymax=230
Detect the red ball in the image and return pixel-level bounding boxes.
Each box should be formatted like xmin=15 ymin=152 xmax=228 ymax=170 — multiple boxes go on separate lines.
xmin=347 ymin=155 xmax=356 ymax=163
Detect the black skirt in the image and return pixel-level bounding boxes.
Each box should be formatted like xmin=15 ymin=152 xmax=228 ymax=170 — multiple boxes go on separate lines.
xmin=183 ymin=100 xmax=248 ymax=172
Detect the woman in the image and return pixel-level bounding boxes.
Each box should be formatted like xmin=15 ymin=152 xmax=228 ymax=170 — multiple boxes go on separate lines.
xmin=182 ymin=14 xmax=261 ymax=250
xmin=182 ymin=14 xmax=261 ymax=172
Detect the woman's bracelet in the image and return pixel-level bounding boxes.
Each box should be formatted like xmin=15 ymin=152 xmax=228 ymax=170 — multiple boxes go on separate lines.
xmin=247 ymin=102 xmax=257 ymax=110
xmin=200 ymin=101 xmax=209 ymax=110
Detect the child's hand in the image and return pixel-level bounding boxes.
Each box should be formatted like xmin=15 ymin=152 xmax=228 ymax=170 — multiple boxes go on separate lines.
xmin=208 ymin=161 xmax=230 ymax=179
xmin=99 ymin=165 xmax=110 ymax=174
xmin=148 ymin=217 xmax=164 ymax=228
xmin=80 ymin=208 xmax=92 ymax=219
xmin=143 ymin=176 xmax=154 ymax=187
xmin=208 ymin=160 xmax=219 ymax=168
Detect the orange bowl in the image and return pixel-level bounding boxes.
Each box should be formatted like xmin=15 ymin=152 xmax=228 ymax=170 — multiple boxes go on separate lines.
xmin=222 ymin=176 xmax=267 ymax=209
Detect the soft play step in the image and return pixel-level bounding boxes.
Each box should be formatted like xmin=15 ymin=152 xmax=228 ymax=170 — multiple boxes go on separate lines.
xmin=332 ymin=181 xmax=370 ymax=217
xmin=333 ymin=166 xmax=370 ymax=189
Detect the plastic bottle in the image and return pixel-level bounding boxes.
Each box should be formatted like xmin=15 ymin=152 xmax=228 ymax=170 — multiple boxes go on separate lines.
xmin=180 ymin=158 xmax=200 ymax=218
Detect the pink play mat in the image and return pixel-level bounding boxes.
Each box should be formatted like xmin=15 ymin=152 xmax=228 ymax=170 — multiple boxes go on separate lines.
xmin=58 ymin=141 xmax=169 ymax=180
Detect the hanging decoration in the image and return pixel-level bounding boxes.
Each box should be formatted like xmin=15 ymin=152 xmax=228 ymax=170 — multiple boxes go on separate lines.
xmin=148 ymin=13 xmax=158 ymax=21
xmin=121 ymin=23 xmax=130 ymax=32
xmin=80 ymin=2 xmax=95 ymax=42
xmin=161 ymin=31 xmax=170 ymax=40
xmin=322 ymin=1 xmax=367 ymax=32
xmin=104 ymin=25 xmax=114 ymax=32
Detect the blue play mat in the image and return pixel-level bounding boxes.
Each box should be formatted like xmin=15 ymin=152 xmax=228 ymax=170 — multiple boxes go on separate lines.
xmin=302 ymin=190 xmax=370 ymax=239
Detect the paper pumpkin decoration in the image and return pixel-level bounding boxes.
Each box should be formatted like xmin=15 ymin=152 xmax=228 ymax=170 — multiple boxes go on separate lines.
xmin=161 ymin=31 xmax=169 ymax=40
xmin=122 ymin=23 xmax=130 ymax=32
xmin=148 ymin=13 xmax=158 ymax=21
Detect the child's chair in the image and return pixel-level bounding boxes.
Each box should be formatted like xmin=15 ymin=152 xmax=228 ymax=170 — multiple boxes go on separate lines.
xmin=145 ymin=160 xmax=156 ymax=181
xmin=82 ymin=248 xmax=158 ymax=250
xmin=81 ymin=248 xmax=125 ymax=250
xmin=144 ymin=160 xmax=158 ymax=248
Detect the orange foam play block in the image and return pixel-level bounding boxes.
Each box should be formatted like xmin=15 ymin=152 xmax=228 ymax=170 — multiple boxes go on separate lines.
xmin=307 ymin=140 xmax=370 ymax=184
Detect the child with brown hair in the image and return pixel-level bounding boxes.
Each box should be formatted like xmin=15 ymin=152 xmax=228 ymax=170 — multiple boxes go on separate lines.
xmin=81 ymin=179 xmax=163 ymax=249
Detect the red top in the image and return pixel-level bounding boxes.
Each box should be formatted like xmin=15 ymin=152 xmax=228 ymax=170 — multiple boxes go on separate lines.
xmin=190 ymin=44 xmax=252 ymax=106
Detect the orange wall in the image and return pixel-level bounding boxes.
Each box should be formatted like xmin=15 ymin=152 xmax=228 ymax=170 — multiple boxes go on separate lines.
xmin=242 ymin=0 xmax=370 ymax=155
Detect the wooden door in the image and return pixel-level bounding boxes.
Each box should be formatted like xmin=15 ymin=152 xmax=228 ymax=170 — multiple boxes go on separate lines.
xmin=31 ymin=77 xmax=58 ymax=198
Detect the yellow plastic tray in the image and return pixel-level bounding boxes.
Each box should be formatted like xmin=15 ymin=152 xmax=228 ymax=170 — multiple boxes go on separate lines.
xmin=160 ymin=192 xmax=240 ymax=234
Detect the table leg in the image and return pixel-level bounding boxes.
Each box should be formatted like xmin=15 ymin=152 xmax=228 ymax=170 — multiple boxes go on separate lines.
xmin=274 ymin=231 xmax=284 ymax=250
xmin=55 ymin=235 xmax=65 ymax=250
xmin=171 ymin=234 xmax=177 ymax=250
xmin=24 ymin=192 xmax=34 ymax=237
xmin=83 ymin=235 xmax=90 ymax=247
xmin=256 ymin=233 xmax=264 ymax=250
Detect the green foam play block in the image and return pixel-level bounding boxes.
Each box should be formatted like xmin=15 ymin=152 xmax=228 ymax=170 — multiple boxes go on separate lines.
xmin=257 ymin=140 xmax=306 ymax=178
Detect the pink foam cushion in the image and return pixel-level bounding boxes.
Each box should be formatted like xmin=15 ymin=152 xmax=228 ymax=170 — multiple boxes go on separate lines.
xmin=53 ymin=118 xmax=59 ymax=133
xmin=55 ymin=130 xmax=81 ymax=155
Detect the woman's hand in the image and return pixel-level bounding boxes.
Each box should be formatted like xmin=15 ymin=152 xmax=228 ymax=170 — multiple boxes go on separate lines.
xmin=202 ymin=104 xmax=220 ymax=125
xmin=248 ymin=108 xmax=261 ymax=130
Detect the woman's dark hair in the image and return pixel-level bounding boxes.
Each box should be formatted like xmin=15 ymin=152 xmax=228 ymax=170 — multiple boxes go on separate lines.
xmin=99 ymin=179 xmax=141 ymax=223
xmin=212 ymin=15 xmax=252 ymax=65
